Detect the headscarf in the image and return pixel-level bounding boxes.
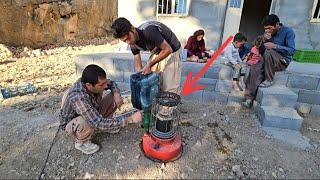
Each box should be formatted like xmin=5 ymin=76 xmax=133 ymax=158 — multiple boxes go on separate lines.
xmin=193 ymin=29 xmax=205 ymax=37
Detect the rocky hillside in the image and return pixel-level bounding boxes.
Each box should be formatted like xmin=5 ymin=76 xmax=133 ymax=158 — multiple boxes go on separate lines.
xmin=0 ymin=0 xmax=117 ymax=48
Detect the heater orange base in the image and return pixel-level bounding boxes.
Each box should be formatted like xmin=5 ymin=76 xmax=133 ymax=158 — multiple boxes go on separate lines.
xmin=141 ymin=133 xmax=182 ymax=162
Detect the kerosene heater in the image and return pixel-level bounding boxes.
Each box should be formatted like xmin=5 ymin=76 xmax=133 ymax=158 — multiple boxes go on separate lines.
xmin=130 ymin=72 xmax=182 ymax=162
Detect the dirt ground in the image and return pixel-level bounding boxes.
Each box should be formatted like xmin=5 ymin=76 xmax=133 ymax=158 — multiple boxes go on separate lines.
xmin=0 ymin=43 xmax=320 ymax=179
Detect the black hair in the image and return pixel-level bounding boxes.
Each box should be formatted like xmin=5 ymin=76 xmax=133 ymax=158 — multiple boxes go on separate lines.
xmin=81 ymin=64 xmax=106 ymax=86
xmin=233 ymin=33 xmax=247 ymax=42
xmin=111 ymin=17 xmax=133 ymax=38
xmin=253 ymin=35 xmax=264 ymax=47
xmin=262 ymin=14 xmax=280 ymax=26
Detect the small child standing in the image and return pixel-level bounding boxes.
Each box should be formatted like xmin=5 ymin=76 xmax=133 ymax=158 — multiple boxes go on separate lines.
xmin=223 ymin=33 xmax=247 ymax=91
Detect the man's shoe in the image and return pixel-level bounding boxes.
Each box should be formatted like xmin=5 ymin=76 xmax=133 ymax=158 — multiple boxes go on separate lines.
xmin=242 ymin=99 xmax=253 ymax=108
xmin=75 ymin=141 xmax=100 ymax=155
xmin=259 ymin=80 xmax=274 ymax=88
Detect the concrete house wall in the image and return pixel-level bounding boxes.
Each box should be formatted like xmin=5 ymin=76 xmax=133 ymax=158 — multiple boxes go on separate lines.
xmin=270 ymin=0 xmax=320 ymax=49
xmin=118 ymin=0 xmax=228 ymax=50
xmin=118 ymin=0 xmax=320 ymax=50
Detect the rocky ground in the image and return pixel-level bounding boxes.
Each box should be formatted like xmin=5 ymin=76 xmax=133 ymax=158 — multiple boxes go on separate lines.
xmin=0 ymin=42 xmax=320 ymax=179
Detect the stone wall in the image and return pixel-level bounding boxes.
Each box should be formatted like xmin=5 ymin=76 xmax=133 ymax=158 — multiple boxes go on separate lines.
xmin=0 ymin=0 xmax=117 ymax=48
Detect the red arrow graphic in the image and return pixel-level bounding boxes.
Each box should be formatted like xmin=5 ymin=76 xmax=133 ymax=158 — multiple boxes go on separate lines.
xmin=181 ymin=35 xmax=234 ymax=96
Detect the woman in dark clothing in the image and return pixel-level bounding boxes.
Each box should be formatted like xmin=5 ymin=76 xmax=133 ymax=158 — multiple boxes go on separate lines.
xmin=184 ymin=29 xmax=213 ymax=61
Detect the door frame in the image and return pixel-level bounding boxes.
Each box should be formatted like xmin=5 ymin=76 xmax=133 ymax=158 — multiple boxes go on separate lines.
xmin=221 ymin=0 xmax=274 ymax=43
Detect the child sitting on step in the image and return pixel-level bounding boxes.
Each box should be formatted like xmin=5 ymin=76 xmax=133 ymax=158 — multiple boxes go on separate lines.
xmin=245 ymin=36 xmax=264 ymax=66
xmin=223 ymin=33 xmax=247 ymax=91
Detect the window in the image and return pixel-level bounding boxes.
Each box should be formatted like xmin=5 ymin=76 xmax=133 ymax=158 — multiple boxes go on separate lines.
xmin=157 ymin=0 xmax=190 ymax=16
xmin=229 ymin=0 xmax=242 ymax=8
xmin=311 ymin=0 xmax=320 ymax=22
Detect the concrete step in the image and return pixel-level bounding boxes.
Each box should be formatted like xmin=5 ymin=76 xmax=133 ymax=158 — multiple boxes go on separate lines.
xmin=76 ymin=53 xmax=229 ymax=82
xmin=181 ymin=90 xmax=229 ymax=105
xmin=227 ymin=90 xmax=245 ymax=107
xmin=181 ymin=60 xmax=232 ymax=80
xmin=285 ymin=62 xmax=320 ymax=91
xmin=255 ymin=106 xmax=303 ymax=131
xmin=287 ymin=73 xmax=320 ymax=91
xmin=262 ymin=127 xmax=313 ymax=150
xmin=75 ymin=52 xmax=150 ymax=78
xmin=273 ymin=71 xmax=289 ymax=86
xmin=215 ymin=79 xmax=232 ymax=93
xmin=256 ymin=85 xmax=298 ymax=107
xmin=298 ymin=89 xmax=320 ymax=105
xmin=287 ymin=61 xmax=320 ymax=77
xmin=180 ymin=77 xmax=217 ymax=91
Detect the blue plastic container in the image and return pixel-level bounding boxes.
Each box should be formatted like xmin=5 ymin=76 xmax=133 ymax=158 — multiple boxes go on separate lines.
xmin=181 ymin=49 xmax=188 ymax=62
xmin=130 ymin=72 xmax=160 ymax=110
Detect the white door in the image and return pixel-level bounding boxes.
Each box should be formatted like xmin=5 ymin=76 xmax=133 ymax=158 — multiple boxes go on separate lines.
xmin=222 ymin=0 xmax=245 ymax=42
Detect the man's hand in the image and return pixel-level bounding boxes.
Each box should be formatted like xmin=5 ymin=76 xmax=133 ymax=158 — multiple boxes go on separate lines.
xmin=264 ymin=32 xmax=272 ymax=40
xmin=242 ymin=52 xmax=250 ymax=61
xmin=113 ymin=92 xmax=124 ymax=109
xmin=127 ymin=111 xmax=143 ymax=123
xmin=264 ymin=42 xmax=277 ymax=49
xmin=190 ymin=55 xmax=199 ymax=62
xmin=141 ymin=62 xmax=152 ymax=75
xmin=235 ymin=63 xmax=242 ymax=69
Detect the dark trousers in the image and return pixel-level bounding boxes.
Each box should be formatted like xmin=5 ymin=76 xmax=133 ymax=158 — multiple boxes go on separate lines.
xmin=244 ymin=49 xmax=287 ymax=100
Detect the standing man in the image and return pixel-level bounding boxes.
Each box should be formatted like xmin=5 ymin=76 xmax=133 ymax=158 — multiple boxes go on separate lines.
xmin=60 ymin=64 xmax=142 ymax=154
xmin=111 ymin=17 xmax=182 ymax=93
xmin=243 ymin=14 xmax=296 ymax=107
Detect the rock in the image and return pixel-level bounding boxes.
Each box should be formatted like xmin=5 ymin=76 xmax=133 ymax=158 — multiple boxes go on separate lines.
xmin=279 ymin=168 xmax=284 ymax=173
xmin=67 ymin=146 xmax=72 ymax=151
xmin=32 ymin=49 xmax=42 ymax=57
xmin=208 ymin=167 xmax=215 ymax=174
xmin=195 ymin=140 xmax=202 ymax=147
xmin=19 ymin=51 xmax=30 ymax=57
xmin=186 ymin=166 xmax=194 ymax=172
xmin=117 ymin=154 xmax=125 ymax=161
xmin=59 ymin=2 xmax=72 ymax=17
xmin=0 ymin=44 xmax=12 ymax=61
xmin=161 ymin=163 xmax=166 ymax=170
xmin=224 ymin=115 xmax=230 ymax=122
xmin=84 ymin=172 xmax=94 ymax=179
xmin=296 ymin=103 xmax=311 ymax=116
xmin=235 ymin=149 xmax=243 ymax=155
xmin=135 ymin=154 xmax=140 ymax=159
xmin=68 ymin=162 xmax=75 ymax=169
xmin=232 ymin=165 xmax=244 ymax=178
xmin=40 ymin=173 xmax=45 ymax=179
xmin=180 ymin=173 xmax=187 ymax=179
xmin=265 ymin=134 xmax=272 ymax=139
xmin=0 ymin=1 xmax=117 ymax=48
xmin=272 ymin=172 xmax=277 ymax=178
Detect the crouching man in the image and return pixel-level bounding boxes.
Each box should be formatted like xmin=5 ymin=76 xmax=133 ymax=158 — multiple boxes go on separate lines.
xmin=59 ymin=64 xmax=143 ymax=154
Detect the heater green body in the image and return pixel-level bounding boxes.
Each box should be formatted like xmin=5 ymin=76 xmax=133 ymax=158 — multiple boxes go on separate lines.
xmin=143 ymin=111 xmax=151 ymax=132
